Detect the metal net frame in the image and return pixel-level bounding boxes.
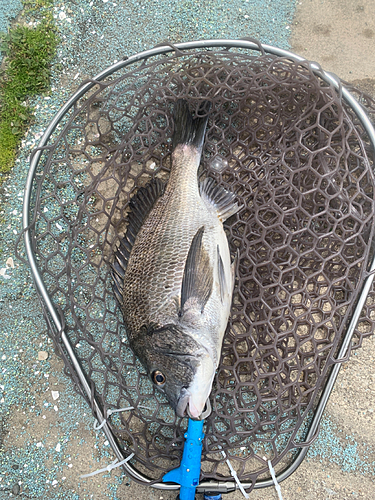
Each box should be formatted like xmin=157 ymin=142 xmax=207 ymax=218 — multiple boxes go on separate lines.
xmin=17 ymin=40 xmax=375 ymax=495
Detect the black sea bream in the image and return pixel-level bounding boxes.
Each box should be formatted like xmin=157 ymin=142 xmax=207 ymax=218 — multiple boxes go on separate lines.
xmin=112 ymin=99 xmax=241 ymax=419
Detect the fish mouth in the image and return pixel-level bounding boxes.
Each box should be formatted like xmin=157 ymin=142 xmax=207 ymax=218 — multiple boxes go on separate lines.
xmin=176 ymin=389 xmax=190 ymax=418
xmin=187 ymin=397 xmax=212 ymax=420
xmin=176 ymin=389 xmax=212 ymax=420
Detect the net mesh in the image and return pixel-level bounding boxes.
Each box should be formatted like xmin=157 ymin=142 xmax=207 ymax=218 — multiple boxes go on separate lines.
xmin=18 ymin=46 xmax=375 ymax=490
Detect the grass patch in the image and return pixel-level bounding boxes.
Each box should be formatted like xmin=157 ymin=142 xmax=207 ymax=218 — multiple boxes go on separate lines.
xmin=0 ymin=0 xmax=58 ymax=175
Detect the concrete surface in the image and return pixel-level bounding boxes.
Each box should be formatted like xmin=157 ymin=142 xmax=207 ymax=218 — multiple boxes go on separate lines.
xmin=1 ymin=0 xmax=375 ymax=499
xmin=291 ymin=0 xmax=375 ymax=82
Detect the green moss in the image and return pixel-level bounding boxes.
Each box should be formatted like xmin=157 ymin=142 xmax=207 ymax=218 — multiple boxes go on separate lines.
xmin=0 ymin=2 xmax=58 ymax=175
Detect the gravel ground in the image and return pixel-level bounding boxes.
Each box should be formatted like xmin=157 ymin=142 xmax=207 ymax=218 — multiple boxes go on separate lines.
xmin=1 ymin=0 xmax=375 ymax=499
xmin=0 ymin=0 xmax=22 ymax=64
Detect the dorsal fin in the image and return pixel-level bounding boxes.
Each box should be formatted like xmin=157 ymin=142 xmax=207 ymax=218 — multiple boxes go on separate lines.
xmin=180 ymin=226 xmax=213 ymax=314
xmin=200 ymin=177 xmax=242 ymax=221
xmin=127 ymin=177 xmax=165 ymax=236
xmin=111 ymin=178 xmax=165 ymax=301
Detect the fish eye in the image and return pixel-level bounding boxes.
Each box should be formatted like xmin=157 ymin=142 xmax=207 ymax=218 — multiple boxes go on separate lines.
xmin=152 ymin=370 xmax=166 ymax=386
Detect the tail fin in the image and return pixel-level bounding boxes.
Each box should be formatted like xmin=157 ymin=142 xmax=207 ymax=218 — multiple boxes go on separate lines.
xmin=172 ymin=99 xmax=211 ymax=150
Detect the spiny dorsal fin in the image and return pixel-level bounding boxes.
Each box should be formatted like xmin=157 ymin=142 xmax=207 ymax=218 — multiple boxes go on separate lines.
xmin=127 ymin=177 xmax=165 ymax=236
xmin=180 ymin=226 xmax=213 ymax=314
xmin=111 ymin=177 xmax=165 ymax=300
xmin=172 ymin=99 xmax=211 ymax=150
xmin=200 ymin=177 xmax=242 ymax=222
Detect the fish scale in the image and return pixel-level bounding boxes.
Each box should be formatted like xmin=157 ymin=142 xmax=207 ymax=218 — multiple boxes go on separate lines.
xmin=124 ymin=163 xmax=225 ymax=352
xmin=124 ymin=151 xmax=205 ymax=331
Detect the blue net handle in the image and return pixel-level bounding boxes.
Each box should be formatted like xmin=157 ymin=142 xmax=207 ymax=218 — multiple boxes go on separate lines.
xmin=163 ymin=418 xmax=205 ymax=500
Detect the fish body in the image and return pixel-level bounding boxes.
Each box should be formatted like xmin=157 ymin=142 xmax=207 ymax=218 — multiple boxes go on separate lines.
xmin=112 ymin=100 xmax=241 ymax=419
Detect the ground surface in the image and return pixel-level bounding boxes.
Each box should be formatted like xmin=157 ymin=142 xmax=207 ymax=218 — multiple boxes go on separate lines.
xmin=0 ymin=0 xmax=375 ymax=499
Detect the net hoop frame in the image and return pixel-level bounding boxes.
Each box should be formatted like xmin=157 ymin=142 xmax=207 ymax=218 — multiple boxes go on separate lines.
xmin=21 ymin=39 xmax=375 ymax=495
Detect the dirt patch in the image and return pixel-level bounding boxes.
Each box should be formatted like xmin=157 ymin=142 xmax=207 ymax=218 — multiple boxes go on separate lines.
xmin=291 ymin=0 xmax=375 ymax=81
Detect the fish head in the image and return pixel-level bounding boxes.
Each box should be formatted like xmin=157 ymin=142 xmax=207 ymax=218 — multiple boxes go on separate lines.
xmin=132 ymin=324 xmax=215 ymax=419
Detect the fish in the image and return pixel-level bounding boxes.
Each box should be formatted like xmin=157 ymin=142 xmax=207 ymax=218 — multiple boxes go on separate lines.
xmin=111 ymin=99 xmax=241 ymax=419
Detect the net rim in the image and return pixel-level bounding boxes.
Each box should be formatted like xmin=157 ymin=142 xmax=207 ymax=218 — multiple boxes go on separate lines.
xmin=21 ymin=39 xmax=375 ymax=493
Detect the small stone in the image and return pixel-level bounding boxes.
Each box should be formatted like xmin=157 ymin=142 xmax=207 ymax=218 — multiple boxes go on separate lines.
xmin=56 ymin=443 xmax=61 ymax=452
xmin=38 ymin=351 xmax=49 ymax=360
xmin=6 ymin=257 xmax=15 ymax=268
xmin=0 ymin=268 xmax=11 ymax=279
xmin=51 ymin=390 xmax=59 ymax=400
xmin=12 ymin=484 xmax=20 ymax=495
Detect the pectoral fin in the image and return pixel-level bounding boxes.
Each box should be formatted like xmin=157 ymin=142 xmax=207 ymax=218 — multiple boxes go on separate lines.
xmin=180 ymin=227 xmax=213 ymax=313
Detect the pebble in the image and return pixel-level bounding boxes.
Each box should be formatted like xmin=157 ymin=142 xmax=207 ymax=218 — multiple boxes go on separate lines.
xmin=51 ymin=390 xmax=59 ymax=400
xmin=0 ymin=268 xmax=11 ymax=279
xmin=12 ymin=484 xmax=20 ymax=495
xmin=38 ymin=351 xmax=49 ymax=360
xmin=6 ymin=257 xmax=15 ymax=268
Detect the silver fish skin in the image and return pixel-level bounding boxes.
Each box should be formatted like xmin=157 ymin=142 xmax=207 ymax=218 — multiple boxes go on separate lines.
xmin=112 ymin=99 xmax=241 ymax=419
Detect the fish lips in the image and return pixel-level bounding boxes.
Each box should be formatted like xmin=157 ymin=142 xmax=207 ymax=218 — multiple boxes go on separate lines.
xmin=176 ymin=387 xmax=190 ymax=418
xmin=176 ymin=388 xmax=212 ymax=420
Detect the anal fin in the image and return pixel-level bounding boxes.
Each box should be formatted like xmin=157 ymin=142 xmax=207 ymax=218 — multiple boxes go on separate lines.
xmin=200 ymin=177 xmax=242 ymax=221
